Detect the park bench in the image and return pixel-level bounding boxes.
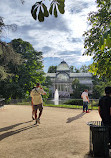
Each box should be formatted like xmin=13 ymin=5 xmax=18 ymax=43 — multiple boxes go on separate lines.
xmin=87 ymin=121 xmax=111 ymax=157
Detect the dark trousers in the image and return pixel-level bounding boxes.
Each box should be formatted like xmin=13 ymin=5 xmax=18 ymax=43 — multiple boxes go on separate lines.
xmin=33 ymin=104 xmax=43 ymax=120
xmin=103 ymin=123 xmax=111 ymax=144
xmin=83 ymin=101 xmax=88 ymax=111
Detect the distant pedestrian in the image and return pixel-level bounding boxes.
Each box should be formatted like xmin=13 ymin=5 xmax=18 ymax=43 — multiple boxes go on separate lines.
xmin=98 ymin=86 xmax=111 ymax=148
xmin=30 ymin=83 xmax=46 ymax=125
xmin=81 ymin=89 xmax=89 ymax=113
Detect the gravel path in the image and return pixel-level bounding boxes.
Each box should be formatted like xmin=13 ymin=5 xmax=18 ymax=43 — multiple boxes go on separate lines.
xmin=0 ymin=105 xmax=101 ymax=158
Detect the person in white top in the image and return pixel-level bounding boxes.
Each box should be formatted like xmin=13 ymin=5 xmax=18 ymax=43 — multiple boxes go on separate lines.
xmin=81 ymin=89 xmax=89 ymax=113
xmin=30 ymin=83 xmax=46 ymax=125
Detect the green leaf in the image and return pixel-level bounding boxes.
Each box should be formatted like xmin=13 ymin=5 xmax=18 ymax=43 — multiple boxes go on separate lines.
xmin=56 ymin=0 xmax=65 ymax=14
xmin=54 ymin=5 xmax=57 ymax=17
xmin=49 ymin=4 xmax=53 ymax=15
xmin=57 ymin=0 xmax=65 ymax=3
xmin=58 ymin=4 xmax=65 ymax=14
xmin=31 ymin=4 xmax=38 ymax=20
xmin=38 ymin=6 xmax=44 ymax=22
xmin=42 ymin=3 xmax=49 ymax=17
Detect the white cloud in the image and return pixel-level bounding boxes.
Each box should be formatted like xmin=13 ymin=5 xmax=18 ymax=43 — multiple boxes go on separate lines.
xmin=0 ymin=0 xmax=97 ymax=72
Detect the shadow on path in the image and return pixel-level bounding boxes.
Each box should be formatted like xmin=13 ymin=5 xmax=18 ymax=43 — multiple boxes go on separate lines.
xmin=84 ymin=153 xmax=93 ymax=158
xmin=0 ymin=120 xmax=33 ymax=132
xmin=84 ymin=150 xmax=111 ymax=158
xmin=0 ymin=120 xmax=37 ymax=141
xmin=0 ymin=123 xmax=37 ymax=141
xmin=66 ymin=112 xmax=86 ymax=123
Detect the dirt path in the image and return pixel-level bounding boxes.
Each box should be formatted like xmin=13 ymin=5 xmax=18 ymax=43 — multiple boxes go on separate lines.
xmin=0 ymin=105 xmax=101 ymax=158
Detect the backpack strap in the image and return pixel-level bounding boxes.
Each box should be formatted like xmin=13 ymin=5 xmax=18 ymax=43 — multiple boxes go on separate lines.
xmin=35 ymin=88 xmax=40 ymax=94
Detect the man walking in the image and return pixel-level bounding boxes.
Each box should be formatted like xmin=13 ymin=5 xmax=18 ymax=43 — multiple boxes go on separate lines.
xmin=81 ymin=89 xmax=89 ymax=113
xmin=30 ymin=83 xmax=46 ymax=125
xmin=98 ymin=87 xmax=111 ymax=148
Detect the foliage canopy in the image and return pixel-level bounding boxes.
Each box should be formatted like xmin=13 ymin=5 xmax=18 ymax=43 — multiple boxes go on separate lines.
xmin=0 ymin=39 xmax=46 ymax=100
xmin=83 ymin=0 xmax=111 ymax=79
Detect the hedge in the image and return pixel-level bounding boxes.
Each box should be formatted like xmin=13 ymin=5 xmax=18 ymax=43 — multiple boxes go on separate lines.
xmin=64 ymin=99 xmax=83 ymax=105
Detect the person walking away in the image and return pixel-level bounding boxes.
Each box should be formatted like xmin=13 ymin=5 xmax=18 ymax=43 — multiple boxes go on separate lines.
xmin=81 ymin=89 xmax=89 ymax=113
xmin=30 ymin=83 xmax=46 ymax=125
xmin=98 ymin=86 xmax=111 ymax=148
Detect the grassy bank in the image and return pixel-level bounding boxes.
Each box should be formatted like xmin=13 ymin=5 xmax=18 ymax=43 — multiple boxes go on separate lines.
xmin=14 ymin=102 xmax=98 ymax=110
xmin=44 ymin=104 xmax=98 ymax=110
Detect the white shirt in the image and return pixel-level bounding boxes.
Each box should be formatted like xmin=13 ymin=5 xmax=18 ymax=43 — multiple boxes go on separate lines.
xmin=30 ymin=87 xmax=45 ymax=105
xmin=81 ymin=91 xmax=89 ymax=102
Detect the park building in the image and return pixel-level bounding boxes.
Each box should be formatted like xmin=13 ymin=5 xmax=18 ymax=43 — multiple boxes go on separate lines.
xmin=46 ymin=60 xmax=93 ymax=98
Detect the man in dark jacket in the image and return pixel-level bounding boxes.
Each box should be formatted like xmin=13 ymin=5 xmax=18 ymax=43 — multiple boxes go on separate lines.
xmin=98 ymin=86 xmax=111 ymax=148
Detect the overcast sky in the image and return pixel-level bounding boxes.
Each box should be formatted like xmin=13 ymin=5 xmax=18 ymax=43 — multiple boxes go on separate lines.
xmin=0 ymin=0 xmax=97 ymax=72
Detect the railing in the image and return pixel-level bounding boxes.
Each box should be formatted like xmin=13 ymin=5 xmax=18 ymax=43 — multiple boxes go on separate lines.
xmin=9 ymin=98 xmax=31 ymax=104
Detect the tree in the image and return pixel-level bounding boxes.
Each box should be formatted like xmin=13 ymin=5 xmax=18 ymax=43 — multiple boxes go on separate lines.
xmin=43 ymin=76 xmax=52 ymax=98
xmin=48 ymin=66 xmax=57 ymax=73
xmin=0 ymin=17 xmax=4 ymax=35
xmin=0 ymin=41 xmax=22 ymax=80
xmin=0 ymin=38 xmax=46 ymax=99
xmin=73 ymin=67 xmax=80 ymax=73
xmin=0 ymin=17 xmax=19 ymax=80
xmin=71 ymin=79 xmax=89 ymax=98
xmin=70 ymin=66 xmax=74 ymax=72
xmin=80 ymin=65 xmax=89 ymax=73
xmin=91 ymin=75 xmax=111 ymax=98
xmin=83 ymin=0 xmax=111 ymax=79
xmin=43 ymin=76 xmax=52 ymax=88
xmin=70 ymin=65 xmax=89 ymax=73
xmin=0 ymin=17 xmax=17 ymax=37
xmin=10 ymin=38 xmax=45 ymax=96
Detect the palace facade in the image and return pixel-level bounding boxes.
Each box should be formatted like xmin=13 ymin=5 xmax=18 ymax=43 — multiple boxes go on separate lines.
xmin=46 ymin=61 xmax=93 ymax=98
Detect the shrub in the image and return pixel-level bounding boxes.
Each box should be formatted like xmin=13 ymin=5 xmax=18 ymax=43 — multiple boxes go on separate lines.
xmin=64 ymin=99 xmax=83 ymax=105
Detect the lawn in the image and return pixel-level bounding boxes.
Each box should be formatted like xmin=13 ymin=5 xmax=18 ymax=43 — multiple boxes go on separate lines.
xmin=14 ymin=101 xmax=98 ymax=110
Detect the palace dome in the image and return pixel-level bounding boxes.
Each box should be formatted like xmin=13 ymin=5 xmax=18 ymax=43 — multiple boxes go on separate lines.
xmin=57 ymin=61 xmax=70 ymax=71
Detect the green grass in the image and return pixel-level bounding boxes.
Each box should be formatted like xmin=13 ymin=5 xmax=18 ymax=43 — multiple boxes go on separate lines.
xmin=44 ymin=104 xmax=98 ymax=110
xmin=44 ymin=104 xmax=83 ymax=109
xmin=14 ymin=101 xmax=98 ymax=110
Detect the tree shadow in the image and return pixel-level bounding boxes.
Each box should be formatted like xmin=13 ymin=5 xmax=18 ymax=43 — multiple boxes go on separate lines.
xmin=0 ymin=120 xmax=33 ymax=132
xmin=66 ymin=112 xmax=86 ymax=123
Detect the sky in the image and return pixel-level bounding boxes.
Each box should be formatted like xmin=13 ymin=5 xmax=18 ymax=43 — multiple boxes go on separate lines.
xmin=0 ymin=0 xmax=97 ymax=72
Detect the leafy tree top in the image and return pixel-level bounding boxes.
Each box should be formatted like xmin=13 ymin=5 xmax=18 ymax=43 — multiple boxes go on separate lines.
xmin=48 ymin=65 xmax=57 ymax=73
xmin=83 ymin=0 xmax=111 ymax=80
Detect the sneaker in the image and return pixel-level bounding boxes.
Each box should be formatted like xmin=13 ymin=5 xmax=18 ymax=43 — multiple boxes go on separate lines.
xmin=37 ymin=118 xmax=40 ymax=124
xmin=86 ymin=110 xmax=90 ymax=113
xmin=34 ymin=119 xmax=37 ymax=125
xmin=83 ymin=111 xmax=85 ymax=113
